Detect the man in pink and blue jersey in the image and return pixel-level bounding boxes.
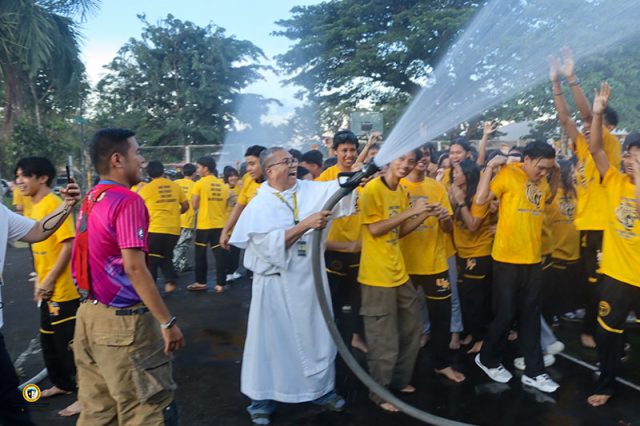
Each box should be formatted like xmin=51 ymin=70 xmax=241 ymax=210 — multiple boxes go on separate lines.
xmin=72 ymin=128 xmax=184 ymax=426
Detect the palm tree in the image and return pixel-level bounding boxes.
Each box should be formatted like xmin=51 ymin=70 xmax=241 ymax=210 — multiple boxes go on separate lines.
xmin=0 ymin=0 xmax=99 ymax=139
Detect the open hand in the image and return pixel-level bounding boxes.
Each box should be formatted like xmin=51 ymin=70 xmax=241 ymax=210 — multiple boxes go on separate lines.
xmin=592 ymin=82 xmax=611 ymax=115
xmin=548 ymin=56 xmax=560 ymax=82
xmin=559 ymin=47 xmax=575 ymax=79
xmin=483 ymin=121 xmax=497 ymax=137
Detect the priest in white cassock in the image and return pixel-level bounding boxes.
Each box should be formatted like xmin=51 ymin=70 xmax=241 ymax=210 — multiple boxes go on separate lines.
xmin=230 ymin=147 xmax=354 ymax=425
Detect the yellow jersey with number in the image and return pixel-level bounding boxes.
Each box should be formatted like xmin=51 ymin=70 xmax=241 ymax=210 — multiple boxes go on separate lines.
xmin=358 ymin=177 xmax=409 ymax=287
xmin=138 ymin=178 xmax=186 ymax=236
xmin=490 ymin=163 xmax=551 ymax=264
xmin=316 ymin=165 xmax=362 ymax=248
xmin=400 ymin=178 xmax=452 ymax=275
xmin=192 ymin=175 xmax=230 ymax=229
xmin=574 ymin=128 xmax=621 ymax=231
xmin=28 ymin=193 xmax=79 ymax=302
xmin=600 ymin=168 xmax=640 ymax=287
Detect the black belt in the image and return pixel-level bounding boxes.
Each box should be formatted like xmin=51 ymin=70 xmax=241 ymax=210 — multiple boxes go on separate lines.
xmin=115 ymin=307 xmax=150 ymax=316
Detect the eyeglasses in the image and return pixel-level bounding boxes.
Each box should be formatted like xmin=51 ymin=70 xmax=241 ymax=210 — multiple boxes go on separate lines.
xmin=267 ymin=157 xmax=298 ymax=169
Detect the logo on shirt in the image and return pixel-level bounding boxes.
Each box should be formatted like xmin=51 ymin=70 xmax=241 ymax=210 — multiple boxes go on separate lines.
xmin=575 ymin=160 xmax=588 ymax=188
xmin=615 ymin=199 xmax=638 ymax=231
xmin=559 ymin=196 xmax=575 ymax=220
xmin=525 ymin=182 xmax=543 ymax=209
xmin=137 ymin=227 xmax=144 ymax=240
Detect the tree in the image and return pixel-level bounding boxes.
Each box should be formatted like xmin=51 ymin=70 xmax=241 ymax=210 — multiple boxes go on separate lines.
xmin=274 ymin=0 xmax=478 ymax=129
xmin=94 ymin=15 xmax=266 ymax=147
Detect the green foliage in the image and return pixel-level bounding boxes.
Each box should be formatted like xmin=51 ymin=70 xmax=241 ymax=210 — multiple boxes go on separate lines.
xmin=94 ymin=14 xmax=265 ymax=147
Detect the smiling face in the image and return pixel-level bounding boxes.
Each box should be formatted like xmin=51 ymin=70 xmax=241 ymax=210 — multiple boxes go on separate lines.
xmin=265 ymin=150 xmax=298 ymax=190
xmin=336 ymin=143 xmax=358 ymax=170
xmin=121 ymin=137 xmax=145 ymax=186
xmin=389 ymin=151 xmax=417 ymax=179
xmin=15 ymin=168 xmax=46 ymax=197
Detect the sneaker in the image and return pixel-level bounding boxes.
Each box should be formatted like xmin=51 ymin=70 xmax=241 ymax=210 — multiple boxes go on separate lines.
xmin=546 ymin=341 xmax=565 ymax=355
xmin=513 ymin=354 xmax=556 ymax=371
xmin=521 ymin=373 xmax=559 ymax=393
xmin=226 ymin=272 xmax=242 ymax=282
xmin=475 ymin=354 xmax=512 ymax=383
xmin=560 ymin=311 xmax=580 ymax=322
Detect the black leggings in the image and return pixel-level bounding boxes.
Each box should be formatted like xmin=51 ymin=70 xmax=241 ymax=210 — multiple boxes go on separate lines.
xmin=195 ymin=228 xmax=226 ymax=286
xmin=149 ymin=233 xmax=180 ymax=283
xmin=457 ymin=255 xmax=493 ymax=341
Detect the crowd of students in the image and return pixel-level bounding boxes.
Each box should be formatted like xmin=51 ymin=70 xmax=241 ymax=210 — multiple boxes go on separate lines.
xmin=0 ymin=50 xmax=638 ymax=426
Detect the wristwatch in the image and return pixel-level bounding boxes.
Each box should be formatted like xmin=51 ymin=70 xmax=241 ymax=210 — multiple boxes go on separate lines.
xmin=161 ymin=316 xmax=177 ymax=329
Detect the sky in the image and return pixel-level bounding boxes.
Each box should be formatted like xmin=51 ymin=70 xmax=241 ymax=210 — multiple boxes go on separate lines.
xmin=78 ymin=0 xmax=321 ymax=123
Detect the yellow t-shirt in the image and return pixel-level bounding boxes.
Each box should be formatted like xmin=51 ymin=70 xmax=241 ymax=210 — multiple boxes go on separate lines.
xmin=316 ymin=165 xmax=362 ymax=249
xmin=192 ymin=175 xmax=231 ymax=229
xmin=138 ymin=178 xmax=186 ymax=236
xmin=453 ymin=201 xmax=494 ymax=259
xmin=237 ymin=173 xmax=262 ymax=206
xmin=574 ymin=128 xmax=621 ymax=231
xmin=358 ymin=177 xmax=410 ymax=287
xmin=600 ymin=168 xmax=640 ymax=287
xmin=175 ymin=178 xmax=195 ymax=229
xmin=28 ymin=193 xmax=79 ymax=302
xmin=490 ymin=163 xmax=551 ymax=264
xmin=400 ymin=178 xmax=452 ymax=275
xmin=550 ymin=188 xmax=580 ymax=261
xmin=13 ymin=189 xmax=33 ymax=217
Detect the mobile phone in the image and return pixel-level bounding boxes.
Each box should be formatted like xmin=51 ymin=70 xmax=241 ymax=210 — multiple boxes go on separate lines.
xmin=66 ymin=164 xmax=73 ymax=183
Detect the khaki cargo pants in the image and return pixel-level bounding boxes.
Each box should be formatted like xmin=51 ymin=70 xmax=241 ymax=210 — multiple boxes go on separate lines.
xmin=360 ymin=280 xmax=421 ymax=404
xmin=73 ymin=301 xmax=176 ymax=425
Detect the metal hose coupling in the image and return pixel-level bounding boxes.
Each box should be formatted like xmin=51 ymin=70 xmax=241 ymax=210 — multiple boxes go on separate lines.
xmin=337 ymin=159 xmax=380 ymax=190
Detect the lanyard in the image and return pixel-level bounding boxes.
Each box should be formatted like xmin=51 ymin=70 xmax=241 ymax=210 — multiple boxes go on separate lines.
xmin=272 ymin=192 xmax=299 ymax=224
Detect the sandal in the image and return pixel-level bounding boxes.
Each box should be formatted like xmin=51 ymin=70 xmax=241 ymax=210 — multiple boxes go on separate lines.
xmin=187 ymin=283 xmax=208 ymax=292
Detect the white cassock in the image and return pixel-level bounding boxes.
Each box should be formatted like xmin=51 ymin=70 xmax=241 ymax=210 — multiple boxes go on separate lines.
xmin=230 ymin=179 xmax=353 ymax=402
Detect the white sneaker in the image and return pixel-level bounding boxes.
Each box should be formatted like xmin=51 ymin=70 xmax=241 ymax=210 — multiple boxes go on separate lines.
xmin=521 ymin=373 xmax=559 ymax=393
xmin=475 ymin=354 xmax=513 ymax=383
xmin=513 ymin=354 xmax=555 ymax=370
xmin=226 ymin=272 xmax=242 ymax=281
xmin=546 ymin=341 xmax=565 ymax=355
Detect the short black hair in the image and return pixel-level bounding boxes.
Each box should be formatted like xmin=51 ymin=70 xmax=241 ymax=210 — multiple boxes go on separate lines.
xmin=147 ymin=161 xmax=164 ymax=178
xmin=604 ymin=106 xmax=619 ymax=127
xmin=197 ymin=156 xmax=217 ymax=175
xmin=301 ymin=150 xmax=323 ymax=167
xmin=323 ymin=157 xmax=338 ymax=170
xmin=90 ymin=128 xmax=136 ymax=175
xmin=623 ymin=131 xmax=640 ymax=152
xmin=296 ymin=166 xmax=311 ymax=179
xmin=523 ymin=140 xmax=556 ymax=160
xmin=412 ymin=148 xmax=423 ymax=162
xmin=245 ymin=145 xmax=267 ymax=158
xmin=332 ymin=130 xmax=359 ymax=150
xmin=289 ymin=149 xmax=302 ymax=162
xmin=15 ymin=157 xmax=56 ymax=187
xmin=182 ymin=163 xmax=196 ymax=177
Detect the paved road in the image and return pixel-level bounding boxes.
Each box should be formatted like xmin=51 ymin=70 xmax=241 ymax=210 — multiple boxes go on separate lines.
xmin=2 ymin=245 xmax=639 ymax=425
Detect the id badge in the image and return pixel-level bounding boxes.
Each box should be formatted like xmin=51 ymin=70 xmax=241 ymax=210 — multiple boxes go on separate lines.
xmin=296 ymin=239 xmax=308 ymax=257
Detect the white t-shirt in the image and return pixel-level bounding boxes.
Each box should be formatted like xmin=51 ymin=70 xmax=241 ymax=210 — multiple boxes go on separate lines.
xmin=0 ymin=205 xmax=35 ymax=329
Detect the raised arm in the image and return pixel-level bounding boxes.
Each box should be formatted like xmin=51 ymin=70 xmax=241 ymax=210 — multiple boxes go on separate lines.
xmin=476 ymin=121 xmax=496 ymax=166
xmin=354 ymin=132 xmax=382 ymax=168
xmin=549 ymin=56 xmax=580 ymax=143
xmin=449 ymin=185 xmax=483 ymax=232
xmin=560 ymin=47 xmax=592 ymax=123
xmin=475 ymin=155 xmax=506 ymax=205
xmin=589 ymin=82 xmax=612 ymax=178
xmin=21 ymin=183 xmax=81 ymax=243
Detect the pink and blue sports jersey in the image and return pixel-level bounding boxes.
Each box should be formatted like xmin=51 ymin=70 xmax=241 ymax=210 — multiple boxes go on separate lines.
xmin=73 ymin=182 xmax=149 ymax=307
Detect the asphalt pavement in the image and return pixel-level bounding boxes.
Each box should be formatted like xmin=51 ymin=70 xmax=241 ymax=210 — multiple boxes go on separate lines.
xmin=2 ymin=244 xmax=639 ymax=426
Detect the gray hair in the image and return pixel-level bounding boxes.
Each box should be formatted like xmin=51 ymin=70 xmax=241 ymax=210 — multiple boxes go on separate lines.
xmin=259 ymin=146 xmax=287 ymax=172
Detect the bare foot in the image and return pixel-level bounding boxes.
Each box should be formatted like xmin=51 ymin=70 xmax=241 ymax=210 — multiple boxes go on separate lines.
xmin=581 ymin=334 xmax=597 ymax=349
xmin=420 ymin=333 xmax=430 ymax=348
xmin=450 ymin=333 xmax=461 ymax=350
xmin=164 ymin=282 xmax=177 ymax=293
xmin=378 ymin=401 xmax=400 ymax=412
xmin=587 ymin=394 xmax=611 ymax=407
xmin=467 ymin=340 xmax=483 ymax=354
xmin=58 ymin=400 xmax=81 ymax=416
xmin=215 ymin=285 xmax=225 ymax=294
xmin=351 ymin=333 xmax=369 ymax=353
xmin=41 ymin=386 xmax=72 ymax=398
xmin=435 ymin=366 xmax=466 ymax=383
xmin=399 ymin=385 xmax=416 ymax=394
xmin=508 ymin=330 xmax=518 ymax=342
xmin=461 ymin=334 xmax=473 ymax=346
